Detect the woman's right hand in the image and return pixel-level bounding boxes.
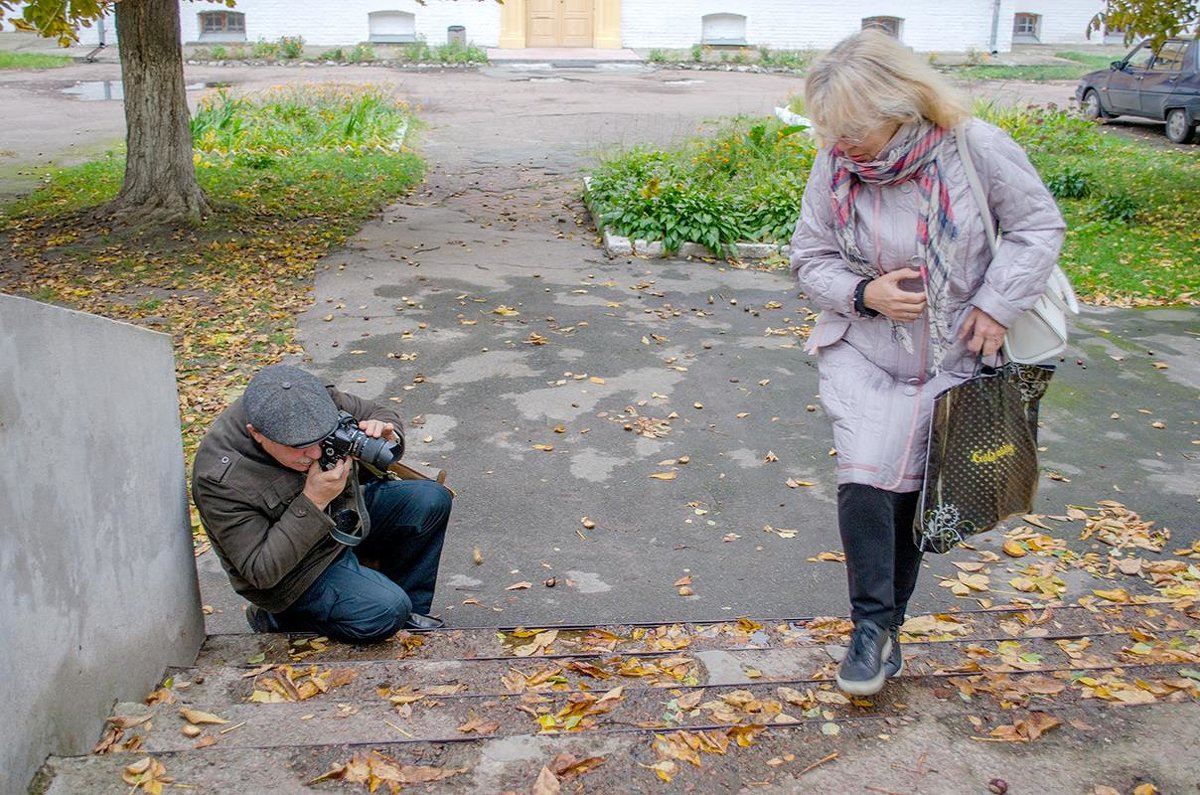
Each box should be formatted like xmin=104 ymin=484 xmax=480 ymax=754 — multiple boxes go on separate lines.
xmin=863 ymin=268 xmax=927 ymax=322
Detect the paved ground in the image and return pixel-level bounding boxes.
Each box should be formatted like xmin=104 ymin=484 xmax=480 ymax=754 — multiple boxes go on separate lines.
xmin=1 ymin=31 xmax=1196 ymax=639
xmin=5 ymin=38 xmax=1200 ymax=794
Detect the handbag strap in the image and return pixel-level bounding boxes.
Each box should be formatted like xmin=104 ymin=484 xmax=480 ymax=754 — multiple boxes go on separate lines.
xmin=955 ymin=123 xmax=1080 ymax=316
xmin=955 ymin=124 xmax=999 ymax=257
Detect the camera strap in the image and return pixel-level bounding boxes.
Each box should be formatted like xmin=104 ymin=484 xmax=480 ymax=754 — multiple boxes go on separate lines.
xmin=326 ymin=464 xmax=371 ymax=546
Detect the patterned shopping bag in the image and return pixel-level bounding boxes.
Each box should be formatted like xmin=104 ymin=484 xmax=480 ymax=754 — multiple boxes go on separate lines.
xmin=915 ymin=363 xmax=1055 ymax=553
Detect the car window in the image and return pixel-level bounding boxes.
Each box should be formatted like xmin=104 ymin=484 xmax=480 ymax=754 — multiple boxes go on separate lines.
xmin=1151 ymin=41 xmax=1188 ymax=72
xmin=1126 ymin=42 xmax=1156 ymax=70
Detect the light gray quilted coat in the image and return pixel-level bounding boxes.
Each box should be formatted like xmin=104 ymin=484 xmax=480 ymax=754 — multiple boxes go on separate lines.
xmin=790 ymin=119 xmax=1065 ymax=491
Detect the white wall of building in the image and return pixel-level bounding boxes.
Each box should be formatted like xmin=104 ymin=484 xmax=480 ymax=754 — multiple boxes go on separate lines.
xmin=1013 ymin=0 xmax=1104 ymax=45
xmin=60 ymin=0 xmax=1132 ymax=52
xmin=620 ymin=0 xmax=1019 ymax=53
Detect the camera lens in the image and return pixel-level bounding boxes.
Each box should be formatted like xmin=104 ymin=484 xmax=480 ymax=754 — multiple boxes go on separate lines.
xmin=357 ymin=434 xmax=402 ymax=469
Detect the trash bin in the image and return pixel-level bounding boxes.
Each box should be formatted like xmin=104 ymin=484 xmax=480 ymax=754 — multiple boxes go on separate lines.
xmin=447 ymin=25 xmax=466 ymax=46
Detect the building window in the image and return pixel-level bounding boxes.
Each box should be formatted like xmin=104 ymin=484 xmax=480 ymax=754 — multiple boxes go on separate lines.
xmin=701 ymin=13 xmax=747 ymax=46
xmin=1013 ymin=13 xmax=1040 ymax=42
xmin=369 ymin=11 xmax=418 ymax=44
xmin=861 ymin=17 xmax=902 ymax=38
xmin=198 ymin=11 xmax=245 ymax=41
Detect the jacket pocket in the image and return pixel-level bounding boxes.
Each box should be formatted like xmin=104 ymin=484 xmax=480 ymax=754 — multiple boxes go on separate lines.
xmin=805 ymin=316 xmax=852 ymax=354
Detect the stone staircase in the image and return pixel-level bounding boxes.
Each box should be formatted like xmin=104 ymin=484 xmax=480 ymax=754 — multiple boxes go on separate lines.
xmin=31 ymin=604 xmax=1200 ymax=793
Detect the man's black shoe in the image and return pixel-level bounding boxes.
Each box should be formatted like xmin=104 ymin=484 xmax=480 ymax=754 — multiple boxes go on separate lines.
xmin=884 ymin=626 xmax=903 ymax=678
xmin=836 ymin=619 xmax=892 ymax=696
xmin=245 ymin=603 xmax=275 ymax=633
xmin=403 ymin=612 xmax=444 ymax=631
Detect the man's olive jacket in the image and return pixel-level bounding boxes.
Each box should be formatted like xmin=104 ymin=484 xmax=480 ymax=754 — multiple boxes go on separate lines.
xmin=192 ymin=386 xmax=404 ymax=612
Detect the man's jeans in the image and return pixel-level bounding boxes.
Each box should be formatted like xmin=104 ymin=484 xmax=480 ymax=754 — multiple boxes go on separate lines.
xmin=260 ymin=478 xmax=451 ymax=643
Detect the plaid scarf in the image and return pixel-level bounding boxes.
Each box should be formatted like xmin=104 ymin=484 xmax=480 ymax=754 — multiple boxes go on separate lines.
xmin=830 ymin=122 xmax=958 ymax=367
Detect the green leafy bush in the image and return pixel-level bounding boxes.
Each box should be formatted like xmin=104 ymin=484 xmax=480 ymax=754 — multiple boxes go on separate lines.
xmin=1045 ymin=167 xmax=1092 ymax=200
xmin=1096 ymin=192 xmax=1140 ymax=224
xmin=278 ymin=36 xmax=305 ymax=60
xmin=210 ymin=45 xmax=228 ymax=60
xmin=647 ymin=49 xmax=667 ymax=63
xmin=251 ymin=38 xmax=280 ymax=59
xmin=320 ymin=48 xmax=345 ymax=62
xmin=345 ymin=44 xmax=376 ymax=63
xmin=587 ymin=118 xmax=814 ymax=255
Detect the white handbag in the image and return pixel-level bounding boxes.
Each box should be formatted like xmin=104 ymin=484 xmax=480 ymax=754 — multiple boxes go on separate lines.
xmin=955 ymin=127 xmax=1079 ymax=364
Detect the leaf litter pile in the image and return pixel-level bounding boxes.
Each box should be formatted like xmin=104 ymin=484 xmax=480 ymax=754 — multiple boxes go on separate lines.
xmin=101 ymin=499 xmax=1197 ymax=793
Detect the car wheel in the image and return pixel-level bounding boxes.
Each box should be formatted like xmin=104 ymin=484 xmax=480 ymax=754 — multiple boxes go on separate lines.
xmin=1165 ymin=108 xmax=1196 ymax=144
xmin=1081 ymin=89 xmax=1107 ymax=121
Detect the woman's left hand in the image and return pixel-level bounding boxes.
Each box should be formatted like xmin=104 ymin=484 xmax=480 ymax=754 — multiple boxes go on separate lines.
xmin=960 ymin=308 xmax=1008 ymax=358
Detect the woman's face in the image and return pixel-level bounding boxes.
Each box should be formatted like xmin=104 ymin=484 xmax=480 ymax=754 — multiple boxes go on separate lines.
xmin=837 ymin=121 xmax=902 ymax=162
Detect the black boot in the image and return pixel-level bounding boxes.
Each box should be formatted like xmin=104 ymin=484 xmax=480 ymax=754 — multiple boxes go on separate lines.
xmin=883 ymin=625 xmax=903 ymax=678
xmin=837 ymin=619 xmax=892 ymax=696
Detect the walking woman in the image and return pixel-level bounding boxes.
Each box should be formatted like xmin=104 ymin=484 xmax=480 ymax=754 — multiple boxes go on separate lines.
xmin=790 ymin=30 xmax=1065 ymax=695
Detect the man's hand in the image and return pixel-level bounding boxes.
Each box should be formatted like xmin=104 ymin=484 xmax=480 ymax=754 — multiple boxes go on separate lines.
xmin=863 ymin=268 xmax=927 ymax=322
xmin=358 ymin=419 xmax=397 ymax=441
xmin=302 ymin=457 xmax=351 ymax=510
xmin=960 ymin=307 xmax=1008 ymax=359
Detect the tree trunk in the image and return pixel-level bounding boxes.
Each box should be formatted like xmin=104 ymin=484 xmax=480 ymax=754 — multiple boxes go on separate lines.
xmin=110 ymin=0 xmax=210 ymax=225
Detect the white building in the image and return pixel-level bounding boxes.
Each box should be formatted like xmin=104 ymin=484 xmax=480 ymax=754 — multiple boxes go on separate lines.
xmin=69 ymin=0 xmax=1121 ymax=54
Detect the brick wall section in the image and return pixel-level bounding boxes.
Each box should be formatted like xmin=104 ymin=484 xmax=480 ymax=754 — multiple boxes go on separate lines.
xmin=59 ymin=0 xmax=1142 ymax=51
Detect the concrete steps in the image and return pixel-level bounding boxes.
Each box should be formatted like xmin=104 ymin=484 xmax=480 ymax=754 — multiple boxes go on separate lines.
xmin=33 ymin=605 xmax=1200 ymax=793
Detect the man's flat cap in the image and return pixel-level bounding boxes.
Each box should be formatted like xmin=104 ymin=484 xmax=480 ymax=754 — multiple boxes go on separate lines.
xmin=243 ymin=365 xmax=338 ymax=448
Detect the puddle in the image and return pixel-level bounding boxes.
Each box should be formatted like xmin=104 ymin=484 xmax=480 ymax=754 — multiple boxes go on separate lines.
xmin=60 ymin=80 xmax=229 ymax=101
xmin=526 ymin=77 xmax=567 ymax=83
xmin=663 ymin=78 xmax=705 ymax=85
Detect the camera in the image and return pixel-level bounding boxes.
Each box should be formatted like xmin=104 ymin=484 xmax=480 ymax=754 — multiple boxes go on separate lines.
xmin=319 ymin=412 xmax=404 ymax=471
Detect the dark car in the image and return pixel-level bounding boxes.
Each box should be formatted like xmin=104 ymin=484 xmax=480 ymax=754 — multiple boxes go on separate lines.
xmin=1075 ymin=37 xmax=1200 ymax=144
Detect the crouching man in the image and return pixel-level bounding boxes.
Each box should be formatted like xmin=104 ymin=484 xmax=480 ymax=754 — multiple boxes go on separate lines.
xmin=192 ymin=364 xmax=451 ymax=642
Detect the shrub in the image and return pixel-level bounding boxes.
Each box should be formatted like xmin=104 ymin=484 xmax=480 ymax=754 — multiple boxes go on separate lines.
xmin=433 ymin=41 xmax=488 ymax=64
xmin=210 ymin=45 xmax=228 ymax=60
xmin=1096 ymin=192 xmax=1140 ymax=224
xmin=345 ymin=44 xmax=376 ymax=64
xmin=761 ymin=49 xmax=808 ymax=70
xmin=402 ymin=41 xmax=434 ymax=62
xmin=647 ymin=49 xmax=667 ymax=63
xmin=251 ymin=38 xmax=280 ymax=59
xmin=320 ymin=47 xmax=345 ymax=62
xmin=1045 ymin=167 xmax=1092 ymax=200
xmin=278 ymin=35 xmax=305 ymax=60
xmin=690 ymin=43 xmax=703 ymax=62
xmin=587 ymin=117 xmax=814 ymax=254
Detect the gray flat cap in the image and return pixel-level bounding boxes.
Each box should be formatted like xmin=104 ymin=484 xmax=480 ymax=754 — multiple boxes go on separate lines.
xmin=243 ymin=365 xmax=338 ymax=448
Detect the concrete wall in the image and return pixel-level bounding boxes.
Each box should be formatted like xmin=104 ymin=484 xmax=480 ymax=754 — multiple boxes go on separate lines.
xmin=59 ymin=0 xmax=1125 ymax=51
xmin=0 ymin=294 xmax=204 ymax=795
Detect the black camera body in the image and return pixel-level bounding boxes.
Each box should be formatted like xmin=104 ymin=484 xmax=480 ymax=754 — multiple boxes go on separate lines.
xmin=319 ymin=412 xmax=404 ymax=471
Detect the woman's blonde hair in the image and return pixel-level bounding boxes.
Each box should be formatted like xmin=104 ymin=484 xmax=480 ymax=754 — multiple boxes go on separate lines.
xmin=804 ymin=30 xmax=970 ymax=148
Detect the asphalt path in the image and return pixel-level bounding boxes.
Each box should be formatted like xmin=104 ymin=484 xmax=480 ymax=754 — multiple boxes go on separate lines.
xmin=0 ymin=56 xmax=1194 ymax=633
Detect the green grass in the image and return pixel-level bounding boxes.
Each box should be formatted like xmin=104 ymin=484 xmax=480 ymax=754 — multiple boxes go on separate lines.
xmin=191 ymin=84 xmax=412 ymax=155
xmin=946 ymin=51 xmax=1118 ymax=82
xmin=0 ymin=51 xmax=73 ymax=69
xmin=977 ymin=103 xmax=1200 ymax=305
xmin=585 ymin=104 xmax=1199 ymax=305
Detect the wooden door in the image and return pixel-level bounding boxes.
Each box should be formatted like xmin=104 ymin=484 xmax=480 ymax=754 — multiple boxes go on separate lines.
xmin=527 ymin=0 xmax=559 ymax=47
xmin=526 ymin=0 xmax=593 ymax=47
xmin=560 ymin=0 xmax=593 ymax=47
